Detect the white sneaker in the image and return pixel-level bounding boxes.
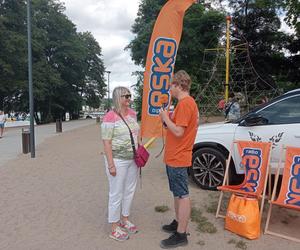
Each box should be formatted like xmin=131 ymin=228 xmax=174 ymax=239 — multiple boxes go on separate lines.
xmin=120 ymin=220 xmax=138 ymax=234
xmin=109 ymin=226 xmax=129 ymax=241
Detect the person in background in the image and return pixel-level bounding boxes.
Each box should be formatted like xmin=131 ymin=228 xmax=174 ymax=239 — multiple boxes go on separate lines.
xmin=261 ymin=95 xmax=269 ymax=104
xmin=0 ymin=110 xmax=6 ymax=138
xmin=101 ymin=86 xmax=141 ymax=241
xmin=218 ymin=98 xmax=225 ymax=112
xmin=224 ymin=92 xmax=240 ymax=121
xmin=159 ymin=70 xmax=199 ymax=249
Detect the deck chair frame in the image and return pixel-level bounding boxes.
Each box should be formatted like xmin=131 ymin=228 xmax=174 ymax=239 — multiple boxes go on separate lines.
xmin=264 ymin=145 xmax=300 ymax=243
xmin=216 ymin=140 xmax=272 ymax=219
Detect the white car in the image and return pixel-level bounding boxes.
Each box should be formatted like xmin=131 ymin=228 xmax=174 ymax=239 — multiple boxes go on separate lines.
xmin=85 ymin=112 xmax=105 ymax=119
xmin=191 ymin=89 xmax=300 ymax=190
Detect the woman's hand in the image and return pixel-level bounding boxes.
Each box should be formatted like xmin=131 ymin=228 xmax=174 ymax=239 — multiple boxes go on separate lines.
xmin=108 ymin=165 xmax=116 ymax=176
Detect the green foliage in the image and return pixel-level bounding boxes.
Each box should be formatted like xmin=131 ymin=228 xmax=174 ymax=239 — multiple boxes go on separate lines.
xmin=0 ymin=0 xmax=105 ymax=123
xmin=128 ymin=1 xmax=299 ymax=117
xmin=227 ymin=0 xmax=299 ymax=90
xmin=154 ymin=205 xmax=170 ymax=213
xmin=228 ymin=238 xmax=248 ymax=250
xmin=132 ymin=71 xmax=144 ymax=121
xmin=191 ymin=207 xmax=217 ymax=234
xmin=128 ymin=1 xmax=225 ymax=115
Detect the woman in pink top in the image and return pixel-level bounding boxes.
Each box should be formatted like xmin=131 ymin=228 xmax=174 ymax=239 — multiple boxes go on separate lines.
xmin=101 ymin=86 xmax=141 ymax=241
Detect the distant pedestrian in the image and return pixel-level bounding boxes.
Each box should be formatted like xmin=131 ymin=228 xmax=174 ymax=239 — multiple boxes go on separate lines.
xmin=218 ymin=98 xmax=225 ymax=111
xmin=0 ymin=110 xmax=6 ymax=138
xmin=101 ymin=86 xmax=141 ymax=241
xmin=224 ymin=93 xmax=240 ymax=121
xmin=261 ymin=96 xmax=269 ymax=104
xmin=159 ymin=70 xmax=199 ymax=248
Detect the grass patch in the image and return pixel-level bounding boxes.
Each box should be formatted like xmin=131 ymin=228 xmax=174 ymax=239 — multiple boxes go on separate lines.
xmin=197 ymin=240 xmax=205 ymax=246
xmin=206 ymin=192 xmax=230 ymax=214
xmin=288 ymin=214 xmax=299 ymax=219
xmin=208 ymin=192 xmax=219 ymax=200
xmin=281 ymin=219 xmax=289 ymax=224
xmin=228 ymin=239 xmax=247 ymax=249
xmin=236 ymin=240 xmax=247 ymax=250
xmin=191 ymin=207 xmax=203 ymax=221
xmin=191 ymin=207 xmax=217 ymax=234
xmin=228 ymin=238 xmax=236 ymax=244
xmin=155 ymin=205 xmax=170 ymax=213
xmin=205 ymin=200 xmax=218 ymax=214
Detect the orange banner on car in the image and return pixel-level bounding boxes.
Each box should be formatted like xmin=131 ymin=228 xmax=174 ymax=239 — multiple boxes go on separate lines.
xmin=276 ymin=146 xmax=300 ymax=207
xmin=141 ymin=0 xmax=195 ymax=138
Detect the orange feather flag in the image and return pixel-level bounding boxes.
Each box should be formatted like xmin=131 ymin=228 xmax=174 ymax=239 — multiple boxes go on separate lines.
xmin=141 ymin=0 xmax=196 ymax=138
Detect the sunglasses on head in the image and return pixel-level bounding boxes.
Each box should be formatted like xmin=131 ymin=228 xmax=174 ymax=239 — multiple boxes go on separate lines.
xmin=121 ymin=94 xmax=131 ymax=99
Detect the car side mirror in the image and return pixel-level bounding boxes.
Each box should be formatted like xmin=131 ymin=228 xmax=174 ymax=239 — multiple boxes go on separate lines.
xmin=240 ymin=113 xmax=268 ymax=126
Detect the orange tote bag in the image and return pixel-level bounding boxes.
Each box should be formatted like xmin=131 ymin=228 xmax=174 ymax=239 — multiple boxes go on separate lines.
xmin=225 ymin=194 xmax=261 ymax=239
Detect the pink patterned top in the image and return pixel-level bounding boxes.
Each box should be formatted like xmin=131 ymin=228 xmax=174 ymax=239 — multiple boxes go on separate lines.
xmin=101 ymin=109 xmax=139 ymax=160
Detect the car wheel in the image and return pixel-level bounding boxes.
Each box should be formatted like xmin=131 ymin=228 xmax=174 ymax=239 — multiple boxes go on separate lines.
xmin=191 ymin=147 xmax=226 ymax=190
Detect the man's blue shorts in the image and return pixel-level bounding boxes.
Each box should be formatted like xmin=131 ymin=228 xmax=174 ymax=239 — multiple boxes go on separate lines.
xmin=166 ymin=165 xmax=189 ymax=198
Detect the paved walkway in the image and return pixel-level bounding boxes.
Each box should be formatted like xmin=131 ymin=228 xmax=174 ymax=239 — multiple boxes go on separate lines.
xmin=0 ymin=122 xmax=299 ymax=249
xmin=0 ymin=119 xmax=95 ymax=167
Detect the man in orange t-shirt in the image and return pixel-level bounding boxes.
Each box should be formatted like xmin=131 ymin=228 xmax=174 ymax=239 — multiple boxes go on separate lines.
xmin=159 ymin=70 xmax=199 ymax=248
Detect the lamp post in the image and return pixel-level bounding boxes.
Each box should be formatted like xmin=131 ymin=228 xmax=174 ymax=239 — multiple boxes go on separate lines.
xmin=27 ymin=0 xmax=35 ymax=158
xmin=105 ymin=71 xmax=111 ymax=108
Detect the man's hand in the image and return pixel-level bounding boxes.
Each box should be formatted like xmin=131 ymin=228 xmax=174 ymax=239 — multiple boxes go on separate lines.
xmin=159 ymin=108 xmax=169 ymax=123
xmin=159 ymin=108 xmax=185 ymax=137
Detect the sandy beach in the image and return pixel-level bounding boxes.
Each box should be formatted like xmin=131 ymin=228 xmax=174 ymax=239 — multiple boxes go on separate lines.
xmin=0 ymin=123 xmax=299 ymax=250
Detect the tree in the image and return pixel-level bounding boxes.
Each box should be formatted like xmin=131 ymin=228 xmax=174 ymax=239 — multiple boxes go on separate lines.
xmin=78 ymin=32 xmax=106 ymax=109
xmin=127 ymin=1 xmax=225 ymax=112
xmin=131 ymin=71 xmax=144 ymax=121
xmin=0 ymin=0 xmax=106 ymax=123
xmin=0 ymin=0 xmax=27 ymax=112
xmin=226 ymin=0 xmax=299 ymax=91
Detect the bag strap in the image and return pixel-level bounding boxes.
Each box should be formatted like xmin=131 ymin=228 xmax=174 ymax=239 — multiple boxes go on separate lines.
xmin=114 ymin=109 xmax=143 ymax=186
xmin=114 ymin=110 xmax=136 ymax=155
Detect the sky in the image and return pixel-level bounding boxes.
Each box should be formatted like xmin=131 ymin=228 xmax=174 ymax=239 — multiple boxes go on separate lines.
xmin=62 ymin=0 xmax=143 ymax=97
xmin=61 ymin=0 xmax=293 ymax=99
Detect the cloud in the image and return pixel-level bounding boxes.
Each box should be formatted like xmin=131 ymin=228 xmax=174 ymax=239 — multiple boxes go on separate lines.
xmin=62 ymin=0 xmax=143 ymax=94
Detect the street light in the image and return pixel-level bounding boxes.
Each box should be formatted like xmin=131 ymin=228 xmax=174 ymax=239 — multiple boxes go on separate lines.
xmin=105 ymin=71 xmax=111 ymax=108
xmin=27 ymin=0 xmax=35 ymax=158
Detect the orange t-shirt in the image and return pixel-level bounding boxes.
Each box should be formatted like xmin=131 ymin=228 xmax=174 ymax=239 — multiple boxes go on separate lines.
xmin=164 ymin=96 xmax=199 ymax=167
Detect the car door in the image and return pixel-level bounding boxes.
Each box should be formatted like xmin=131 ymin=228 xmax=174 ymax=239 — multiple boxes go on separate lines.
xmin=233 ymin=93 xmax=300 ymax=173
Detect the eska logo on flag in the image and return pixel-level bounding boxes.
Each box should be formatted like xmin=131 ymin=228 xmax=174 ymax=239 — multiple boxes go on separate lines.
xmin=241 ymin=148 xmax=262 ymax=193
xmin=148 ymin=37 xmax=177 ymax=115
xmin=286 ymin=156 xmax=300 ymax=206
xmin=140 ymin=0 xmax=195 ymax=137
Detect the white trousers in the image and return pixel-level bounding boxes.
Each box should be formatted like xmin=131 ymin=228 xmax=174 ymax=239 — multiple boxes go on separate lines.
xmin=104 ymin=158 xmax=138 ymax=223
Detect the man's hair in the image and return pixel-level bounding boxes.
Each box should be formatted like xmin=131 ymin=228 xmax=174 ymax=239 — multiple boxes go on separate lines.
xmin=172 ymin=70 xmax=191 ymax=92
xmin=112 ymin=86 xmax=131 ymax=113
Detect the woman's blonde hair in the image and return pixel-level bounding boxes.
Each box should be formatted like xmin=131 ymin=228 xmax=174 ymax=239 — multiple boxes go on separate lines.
xmin=112 ymin=86 xmax=131 ymax=113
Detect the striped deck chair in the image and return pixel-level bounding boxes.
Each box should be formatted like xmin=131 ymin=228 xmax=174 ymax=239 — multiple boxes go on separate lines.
xmin=216 ymin=140 xmax=272 ymax=219
xmin=264 ymin=146 xmax=300 ymax=242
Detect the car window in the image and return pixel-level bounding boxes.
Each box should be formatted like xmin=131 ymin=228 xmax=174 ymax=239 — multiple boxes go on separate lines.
xmin=257 ymin=95 xmax=300 ymax=124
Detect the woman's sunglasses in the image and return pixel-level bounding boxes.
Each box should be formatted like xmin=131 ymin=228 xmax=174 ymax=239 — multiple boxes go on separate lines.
xmin=121 ymin=94 xmax=131 ymax=99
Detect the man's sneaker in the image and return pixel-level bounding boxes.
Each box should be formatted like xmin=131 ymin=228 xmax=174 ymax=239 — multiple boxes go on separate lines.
xmin=120 ymin=220 xmax=138 ymax=234
xmin=160 ymin=232 xmax=188 ymax=249
xmin=109 ymin=226 xmax=129 ymax=241
xmin=162 ymin=219 xmax=178 ymax=233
